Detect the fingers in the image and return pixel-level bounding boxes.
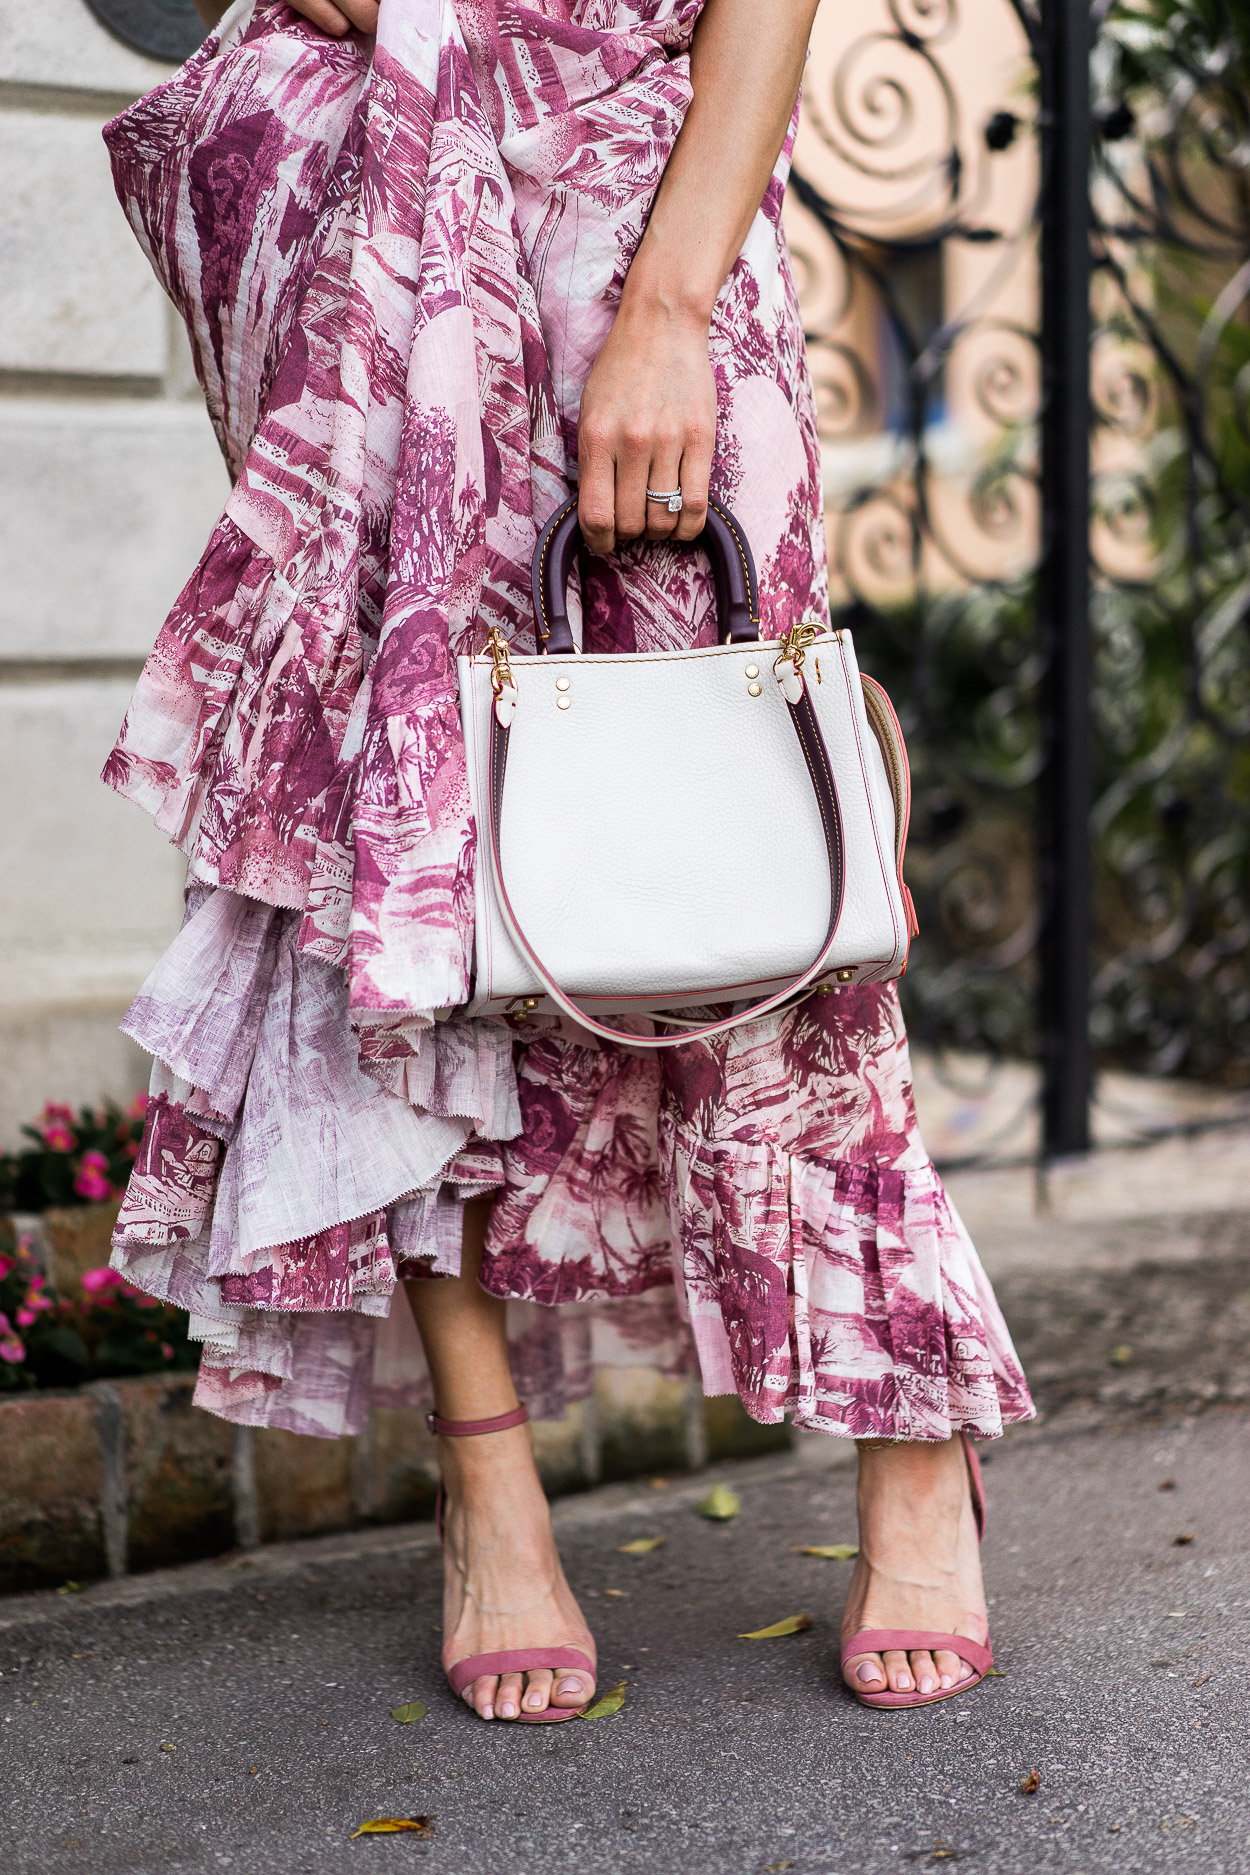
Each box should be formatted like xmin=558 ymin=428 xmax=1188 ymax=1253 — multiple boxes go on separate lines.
xmin=672 ymin=431 xmax=712 ymax=544
xmin=284 ymin=0 xmax=378 ymax=35
xmin=284 ymin=0 xmax=353 ymax=33
xmin=577 ymin=418 xmax=617 ymax=557
xmin=640 ymin=432 xmax=683 ymax=543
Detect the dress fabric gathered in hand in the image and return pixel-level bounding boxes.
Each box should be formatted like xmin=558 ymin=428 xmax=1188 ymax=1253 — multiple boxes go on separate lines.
xmin=101 ymin=0 xmax=1033 ymax=1443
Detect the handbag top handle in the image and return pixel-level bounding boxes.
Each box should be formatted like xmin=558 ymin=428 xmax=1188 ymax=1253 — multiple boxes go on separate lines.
xmin=531 ymin=495 xmax=760 ymax=655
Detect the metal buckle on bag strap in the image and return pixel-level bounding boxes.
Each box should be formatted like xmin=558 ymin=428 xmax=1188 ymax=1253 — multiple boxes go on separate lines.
xmin=486 ymin=626 xmax=515 ymax=700
xmin=775 ymin=619 xmax=823 ymax=677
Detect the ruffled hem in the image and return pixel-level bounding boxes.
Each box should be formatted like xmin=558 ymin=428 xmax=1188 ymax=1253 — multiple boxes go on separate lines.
xmin=662 ymin=1128 xmax=1033 ymax=1443
xmin=110 ymin=887 xmax=1033 ymax=1443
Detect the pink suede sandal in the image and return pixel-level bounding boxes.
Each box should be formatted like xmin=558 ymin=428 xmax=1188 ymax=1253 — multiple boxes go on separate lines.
xmin=430 ymin=1403 xmax=596 ymax=1724
xmin=841 ymin=1433 xmax=994 ymax=1710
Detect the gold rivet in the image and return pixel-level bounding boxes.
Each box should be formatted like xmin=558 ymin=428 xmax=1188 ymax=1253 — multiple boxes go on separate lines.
xmin=523 ymin=997 xmax=540 ymax=1010
xmin=835 ymin=968 xmax=854 ymax=982
xmin=747 ymin=681 xmax=762 ymax=697
xmin=555 ymin=676 xmax=570 ymax=691
xmin=557 ymin=695 xmax=571 ymax=710
xmin=744 ymin=664 xmax=759 ymax=679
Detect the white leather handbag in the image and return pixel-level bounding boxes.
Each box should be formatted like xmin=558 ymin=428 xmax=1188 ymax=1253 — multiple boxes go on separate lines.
xmin=456 ymin=497 xmax=918 ymax=1048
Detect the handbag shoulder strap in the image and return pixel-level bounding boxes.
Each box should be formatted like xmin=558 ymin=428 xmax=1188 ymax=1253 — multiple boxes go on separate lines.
xmin=485 ymin=657 xmax=846 ymax=1050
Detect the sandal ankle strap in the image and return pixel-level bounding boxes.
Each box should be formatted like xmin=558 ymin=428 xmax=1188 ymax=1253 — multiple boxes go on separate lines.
xmin=426 ymin=1403 xmax=529 ymax=1437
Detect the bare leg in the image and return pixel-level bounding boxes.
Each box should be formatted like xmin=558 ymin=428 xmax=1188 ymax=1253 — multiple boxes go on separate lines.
xmin=405 ymin=1197 xmax=596 ymax=1721
xmin=840 ymin=1437 xmax=989 ymax=1697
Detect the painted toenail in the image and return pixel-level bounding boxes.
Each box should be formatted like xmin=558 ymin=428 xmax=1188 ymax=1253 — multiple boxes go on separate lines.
xmin=856 ymin=1663 xmax=881 ymax=1684
xmin=500 ymin=1702 xmax=516 ymax=1717
xmin=557 ymin=1678 xmax=582 ymax=1696
xmin=940 ymin=1674 xmax=953 ymax=1688
xmin=919 ymin=1676 xmax=935 ymax=1694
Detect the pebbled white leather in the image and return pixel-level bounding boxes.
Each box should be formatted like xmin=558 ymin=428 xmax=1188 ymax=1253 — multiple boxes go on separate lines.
xmin=457 ymin=631 xmax=911 ymax=1021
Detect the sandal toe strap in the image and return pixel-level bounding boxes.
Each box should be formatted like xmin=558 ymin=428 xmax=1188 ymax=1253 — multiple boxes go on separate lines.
xmin=841 ymin=1630 xmax=994 ymax=1676
xmin=446 ymin=1647 xmax=596 ymax=1699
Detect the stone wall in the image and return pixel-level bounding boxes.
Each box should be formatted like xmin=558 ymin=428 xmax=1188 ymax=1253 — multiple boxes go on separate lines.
xmin=0 ymin=0 xmax=229 ymax=1147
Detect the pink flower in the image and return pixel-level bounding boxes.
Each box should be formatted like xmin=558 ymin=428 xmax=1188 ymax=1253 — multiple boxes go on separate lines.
xmin=161 ymin=1343 xmax=174 ymax=1360
xmin=0 ymin=1313 xmax=25 ymax=1364
xmin=0 ymin=1254 xmax=12 ymax=1280
xmin=15 ymin=1307 xmax=36 ymax=1328
xmin=81 ymin=1266 xmax=123 ymax=1295
xmin=42 ymin=1103 xmax=75 ymax=1125
xmin=74 ymin=1150 xmax=114 ymax=1202
xmin=42 ymin=1124 xmax=76 ymax=1153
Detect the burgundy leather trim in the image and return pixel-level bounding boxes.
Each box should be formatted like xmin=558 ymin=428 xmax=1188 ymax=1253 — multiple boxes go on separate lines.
xmin=531 ymin=495 xmax=760 ymax=655
xmin=486 ymin=670 xmax=846 ymax=1049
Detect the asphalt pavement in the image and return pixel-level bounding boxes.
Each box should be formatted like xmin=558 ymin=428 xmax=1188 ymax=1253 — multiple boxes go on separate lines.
xmin=2 ymin=1409 xmax=1246 ymax=1875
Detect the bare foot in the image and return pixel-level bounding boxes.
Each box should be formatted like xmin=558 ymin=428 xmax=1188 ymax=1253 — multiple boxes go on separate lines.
xmin=438 ymin=1423 xmax=596 ymax=1721
xmin=840 ymin=1437 xmax=989 ymax=1699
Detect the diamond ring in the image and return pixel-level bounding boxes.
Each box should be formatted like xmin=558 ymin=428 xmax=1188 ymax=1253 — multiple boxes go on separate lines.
xmin=646 ymin=486 xmax=683 ymax=514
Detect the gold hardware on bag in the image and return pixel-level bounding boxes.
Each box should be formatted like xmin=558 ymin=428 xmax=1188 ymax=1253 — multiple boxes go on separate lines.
xmin=836 ymin=968 xmax=855 ymax=982
xmin=507 ymin=995 xmax=542 ymax=1020
xmin=486 ymin=626 xmax=515 ymax=701
xmin=744 ymin=664 xmax=759 ymax=679
xmin=775 ymin=619 xmax=823 ymax=676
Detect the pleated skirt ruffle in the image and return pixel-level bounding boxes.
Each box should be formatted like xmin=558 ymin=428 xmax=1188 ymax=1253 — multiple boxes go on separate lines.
xmin=111 ymin=886 xmax=1033 ymax=1442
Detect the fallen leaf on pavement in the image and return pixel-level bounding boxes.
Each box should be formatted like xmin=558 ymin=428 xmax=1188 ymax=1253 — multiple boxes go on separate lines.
xmin=792 ymin=1544 xmax=858 ymax=1560
xmin=390 ymin=1702 xmax=427 ymax=1724
xmin=1018 ymin=1770 xmax=1040 ymax=1794
xmin=618 ymin=1537 xmax=667 ymax=1554
xmin=1108 ymin=1344 xmax=1134 ymax=1366
xmin=1173 ymin=1533 xmax=1195 ymax=1546
xmin=159 ymin=1744 xmax=176 ymax=1753
xmin=56 ymin=1582 xmax=84 ymax=1595
xmin=350 ymin=1817 xmax=434 ymax=1838
xmin=765 ymin=1862 xmax=793 ymax=1871
xmin=984 ymin=1667 xmax=1007 ymax=1677
xmin=739 ymin=1613 xmax=813 ymax=1639
xmin=604 ymin=1588 xmax=629 ymax=1597
xmin=579 ymin=1682 xmax=627 ymax=1720
xmin=1192 ymin=1674 xmax=1211 ymax=1688
xmin=696 ymin=1485 xmax=741 ymax=1521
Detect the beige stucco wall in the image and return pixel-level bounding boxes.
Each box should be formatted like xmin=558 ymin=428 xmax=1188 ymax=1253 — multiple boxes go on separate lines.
xmin=0 ymin=0 xmax=229 ymax=1146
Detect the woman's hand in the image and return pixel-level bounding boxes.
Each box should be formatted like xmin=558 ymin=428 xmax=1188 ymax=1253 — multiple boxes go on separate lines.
xmin=576 ymin=296 xmax=716 ymax=555
xmin=575 ymin=0 xmax=818 ymax=556
xmin=283 ymin=0 xmax=379 ymax=37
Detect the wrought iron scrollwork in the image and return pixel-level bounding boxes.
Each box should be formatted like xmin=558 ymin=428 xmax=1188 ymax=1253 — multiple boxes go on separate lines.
xmin=787 ymin=0 xmax=1250 ymax=1111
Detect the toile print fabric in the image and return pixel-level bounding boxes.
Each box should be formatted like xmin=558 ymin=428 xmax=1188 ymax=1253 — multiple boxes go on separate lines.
xmin=102 ymin=0 xmax=1032 ymax=1443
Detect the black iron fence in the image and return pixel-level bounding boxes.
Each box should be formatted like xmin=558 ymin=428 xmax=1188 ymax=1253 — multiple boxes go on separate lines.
xmin=788 ymin=0 xmax=1250 ymax=1157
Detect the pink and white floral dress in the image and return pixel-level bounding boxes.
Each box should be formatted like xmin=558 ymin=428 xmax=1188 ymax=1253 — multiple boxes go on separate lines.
xmin=102 ymin=0 xmax=1032 ymax=1444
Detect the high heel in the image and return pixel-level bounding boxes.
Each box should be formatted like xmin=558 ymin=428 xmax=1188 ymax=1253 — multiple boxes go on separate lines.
xmin=429 ymin=1403 xmax=596 ymax=1724
xmin=841 ymin=1432 xmax=993 ymax=1711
